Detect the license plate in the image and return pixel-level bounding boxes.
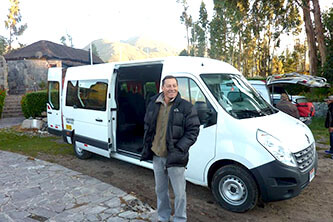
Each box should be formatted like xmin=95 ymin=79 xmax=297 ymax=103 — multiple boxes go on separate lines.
xmin=66 ymin=124 xmax=72 ymax=130
xmin=309 ymin=168 xmax=315 ymax=182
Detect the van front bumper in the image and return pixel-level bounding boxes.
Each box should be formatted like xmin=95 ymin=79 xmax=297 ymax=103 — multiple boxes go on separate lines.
xmin=250 ymin=151 xmax=318 ymax=202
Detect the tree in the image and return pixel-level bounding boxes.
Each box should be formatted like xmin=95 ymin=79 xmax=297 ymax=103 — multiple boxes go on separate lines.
xmin=312 ymin=0 xmax=326 ymax=66
xmin=4 ymin=0 xmax=27 ymax=51
xmin=294 ymin=0 xmax=327 ymax=75
xmin=196 ymin=2 xmax=208 ymax=57
xmin=301 ymin=0 xmax=318 ymax=75
xmin=322 ymin=6 xmax=333 ymax=83
xmin=271 ymin=55 xmax=284 ymax=74
xmin=179 ymin=49 xmax=189 ymax=56
xmin=177 ymin=0 xmax=193 ymax=54
xmin=60 ymin=33 xmax=74 ymax=47
xmin=208 ymin=0 xmax=301 ymax=76
xmin=60 ymin=36 xmax=67 ymax=46
xmin=0 ymin=36 xmax=8 ymax=56
xmin=292 ymin=39 xmax=307 ymax=73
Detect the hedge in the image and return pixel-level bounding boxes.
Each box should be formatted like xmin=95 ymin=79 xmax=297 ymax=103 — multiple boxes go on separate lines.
xmin=21 ymin=91 xmax=47 ymax=118
xmin=0 ymin=89 xmax=6 ymax=118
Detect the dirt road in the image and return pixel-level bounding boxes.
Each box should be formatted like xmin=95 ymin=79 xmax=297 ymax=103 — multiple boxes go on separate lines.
xmin=36 ymin=143 xmax=333 ymax=222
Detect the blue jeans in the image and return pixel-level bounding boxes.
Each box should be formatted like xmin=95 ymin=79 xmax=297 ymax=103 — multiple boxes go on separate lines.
xmin=153 ymin=156 xmax=187 ymax=222
xmin=330 ymin=132 xmax=333 ymax=151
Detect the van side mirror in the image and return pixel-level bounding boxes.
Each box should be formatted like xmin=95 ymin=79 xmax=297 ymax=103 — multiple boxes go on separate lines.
xmin=194 ymin=101 xmax=217 ymax=127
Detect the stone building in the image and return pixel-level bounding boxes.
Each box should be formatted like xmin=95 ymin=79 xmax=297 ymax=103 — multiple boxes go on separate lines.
xmin=0 ymin=56 xmax=8 ymax=90
xmin=1 ymin=40 xmax=104 ymax=95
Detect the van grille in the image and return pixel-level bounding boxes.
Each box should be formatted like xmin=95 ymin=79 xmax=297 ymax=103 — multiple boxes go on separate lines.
xmin=293 ymin=143 xmax=315 ymax=172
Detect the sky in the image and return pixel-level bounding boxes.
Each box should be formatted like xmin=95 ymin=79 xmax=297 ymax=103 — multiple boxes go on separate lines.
xmin=0 ymin=0 xmax=332 ymax=51
xmin=0 ymin=0 xmax=213 ymax=50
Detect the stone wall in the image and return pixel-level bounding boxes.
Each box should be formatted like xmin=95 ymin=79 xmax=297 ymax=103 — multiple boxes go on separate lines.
xmin=0 ymin=56 xmax=8 ymax=91
xmin=7 ymin=59 xmax=61 ymax=95
xmin=313 ymin=102 xmax=328 ymax=118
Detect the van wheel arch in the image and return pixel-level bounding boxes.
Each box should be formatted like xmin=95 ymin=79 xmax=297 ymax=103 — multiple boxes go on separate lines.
xmin=208 ymin=159 xmax=240 ymax=188
xmin=72 ymin=134 xmax=93 ymax=159
xmin=211 ymin=164 xmax=259 ymax=212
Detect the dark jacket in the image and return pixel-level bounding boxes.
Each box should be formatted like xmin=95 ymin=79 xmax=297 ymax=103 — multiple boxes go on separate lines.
xmin=140 ymin=93 xmax=200 ymax=168
xmin=325 ymin=103 xmax=333 ymax=128
xmin=276 ymin=100 xmax=300 ymax=119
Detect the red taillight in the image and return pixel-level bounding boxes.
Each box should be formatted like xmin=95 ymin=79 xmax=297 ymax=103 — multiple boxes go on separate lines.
xmin=84 ymin=144 xmax=88 ymax=147
xmin=50 ymin=125 xmax=53 ymax=127
xmin=47 ymin=104 xmax=51 ymax=110
xmin=55 ymin=126 xmax=58 ymax=129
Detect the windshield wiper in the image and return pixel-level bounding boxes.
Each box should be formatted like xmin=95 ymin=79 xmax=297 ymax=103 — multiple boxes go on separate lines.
xmin=232 ymin=110 xmax=265 ymax=119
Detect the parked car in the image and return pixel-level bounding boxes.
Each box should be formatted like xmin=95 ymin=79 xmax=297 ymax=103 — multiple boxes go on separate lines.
xmin=250 ymin=73 xmax=329 ymax=125
xmin=248 ymin=80 xmax=272 ymax=105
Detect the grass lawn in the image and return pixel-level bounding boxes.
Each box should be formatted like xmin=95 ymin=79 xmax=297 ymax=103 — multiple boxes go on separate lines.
xmin=0 ymin=128 xmax=73 ymax=157
xmin=308 ymin=117 xmax=329 ymax=145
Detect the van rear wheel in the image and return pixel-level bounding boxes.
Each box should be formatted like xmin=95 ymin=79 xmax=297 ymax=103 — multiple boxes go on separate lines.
xmin=211 ymin=165 xmax=258 ymax=212
xmin=73 ymin=140 xmax=92 ymax=159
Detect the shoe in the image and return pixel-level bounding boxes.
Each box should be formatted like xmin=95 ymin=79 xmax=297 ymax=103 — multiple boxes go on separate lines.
xmin=325 ymin=150 xmax=333 ymax=154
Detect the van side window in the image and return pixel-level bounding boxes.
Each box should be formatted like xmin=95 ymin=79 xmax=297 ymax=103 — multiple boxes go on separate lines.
xmin=177 ymin=77 xmax=208 ymax=105
xmin=189 ymin=79 xmax=206 ymax=104
xmin=177 ymin=78 xmax=190 ymax=102
xmin=48 ymin=81 xmax=59 ymax=110
xmin=177 ymin=77 xmax=215 ymax=126
xmin=66 ymin=80 xmax=79 ymax=107
xmin=66 ymin=79 xmax=108 ymax=111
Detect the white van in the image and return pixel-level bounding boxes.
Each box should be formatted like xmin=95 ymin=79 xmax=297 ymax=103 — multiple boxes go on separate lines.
xmin=47 ymin=57 xmax=317 ymax=212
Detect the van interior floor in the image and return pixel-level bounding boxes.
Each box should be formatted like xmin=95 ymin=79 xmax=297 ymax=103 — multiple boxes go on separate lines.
xmin=117 ymin=135 xmax=143 ymax=154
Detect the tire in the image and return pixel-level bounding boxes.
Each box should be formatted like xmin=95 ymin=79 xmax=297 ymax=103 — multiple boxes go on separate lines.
xmin=211 ymin=165 xmax=258 ymax=212
xmin=73 ymin=140 xmax=92 ymax=159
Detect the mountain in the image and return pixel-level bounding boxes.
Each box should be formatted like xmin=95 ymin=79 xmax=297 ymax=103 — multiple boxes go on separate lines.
xmin=84 ymin=37 xmax=180 ymax=62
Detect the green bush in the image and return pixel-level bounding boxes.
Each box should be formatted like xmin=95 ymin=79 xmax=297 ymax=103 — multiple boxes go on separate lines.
xmin=0 ymin=89 xmax=6 ymax=118
xmin=301 ymin=87 xmax=333 ymax=102
xmin=21 ymin=91 xmax=47 ymax=118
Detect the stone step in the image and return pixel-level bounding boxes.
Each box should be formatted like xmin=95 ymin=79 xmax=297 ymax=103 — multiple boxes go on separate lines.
xmin=2 ymin=95 xmax=24 ymax=118
xmin=3 ymin=108 xmax=22 ymax=112
xmin=4 ymin=104 xmax=21 ymax=108
xmin=2 ymin=111 xmax=24 ymax=118
xmin=4 ymin=100 xmax=22 ymax=104
xmin=4 ymin=96 xmax=23 ymax=102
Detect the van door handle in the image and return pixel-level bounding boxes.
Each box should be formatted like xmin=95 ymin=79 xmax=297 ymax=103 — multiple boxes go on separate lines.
xmin=95 ymin=118 xmax=103 ymax=122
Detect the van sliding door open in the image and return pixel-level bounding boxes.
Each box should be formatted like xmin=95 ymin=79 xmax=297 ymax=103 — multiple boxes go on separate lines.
xmin=115 ymin=62 xmax=162 ymax=156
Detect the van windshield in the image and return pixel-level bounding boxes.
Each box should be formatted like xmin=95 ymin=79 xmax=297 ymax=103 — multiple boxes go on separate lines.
xmin=201 ymin=74 xmax=276 ymax=119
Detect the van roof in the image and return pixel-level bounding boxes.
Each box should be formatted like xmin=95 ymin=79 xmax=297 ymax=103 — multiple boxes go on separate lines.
xmin=116 ymin=56 xmax=242 ymax=76
xmin=64 ymin=56 xmax=242 ymax=78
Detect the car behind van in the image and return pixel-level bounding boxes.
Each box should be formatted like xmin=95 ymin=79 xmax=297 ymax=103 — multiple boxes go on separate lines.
xmin=47 ymin=57 xmax=317 ymax=212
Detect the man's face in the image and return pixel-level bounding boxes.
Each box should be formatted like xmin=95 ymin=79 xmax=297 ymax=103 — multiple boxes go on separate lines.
xmin=162 ymin=78 xmax=178 ymax=101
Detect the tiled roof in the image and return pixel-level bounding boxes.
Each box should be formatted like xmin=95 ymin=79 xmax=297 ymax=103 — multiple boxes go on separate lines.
xmin=4 ymin=40 xmax=104 ymax=64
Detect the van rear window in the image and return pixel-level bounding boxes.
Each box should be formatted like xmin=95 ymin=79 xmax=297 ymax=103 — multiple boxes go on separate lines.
xmin=48 ymin=81 xmax=59 ymax=110
xmin=66 ymin=79 xmax=108 ymax=111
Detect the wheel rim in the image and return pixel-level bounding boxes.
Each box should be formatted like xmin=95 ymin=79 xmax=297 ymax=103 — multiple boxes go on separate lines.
xmin=218 ymin=175 xmax=247 ymax=206
xmin=75 ymin=144 xmax=83 ymax=155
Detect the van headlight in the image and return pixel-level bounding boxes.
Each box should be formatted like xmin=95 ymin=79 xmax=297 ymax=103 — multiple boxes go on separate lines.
xmin=256 ymin=129 xmax=297 ymax=167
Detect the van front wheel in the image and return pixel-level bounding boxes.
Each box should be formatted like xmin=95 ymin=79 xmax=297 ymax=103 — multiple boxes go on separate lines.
xmin=73 ymin=140 xmax=92 ymax=159
xmin=211 ymin=165 xmax=258 ymax=212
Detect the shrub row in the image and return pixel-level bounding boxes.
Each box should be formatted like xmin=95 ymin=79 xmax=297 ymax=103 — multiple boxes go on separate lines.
xmin=21 ymin=91 xmax=47 ymax=118
xmin=0 ymin=89 xmax=6 ymax=118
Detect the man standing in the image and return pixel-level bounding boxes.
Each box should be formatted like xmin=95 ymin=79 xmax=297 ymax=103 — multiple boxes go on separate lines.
xmin=141 ymin=75 xmax=200 ymax=222
xmin=276 ymin=93 xmax=300 ymax=119
xmin=324 ymin=95 xmax=333 ymax=154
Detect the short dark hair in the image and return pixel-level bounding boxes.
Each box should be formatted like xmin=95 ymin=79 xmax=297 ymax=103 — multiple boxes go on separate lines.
xmin=162 ymin=75 xmax=178 ymax=86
